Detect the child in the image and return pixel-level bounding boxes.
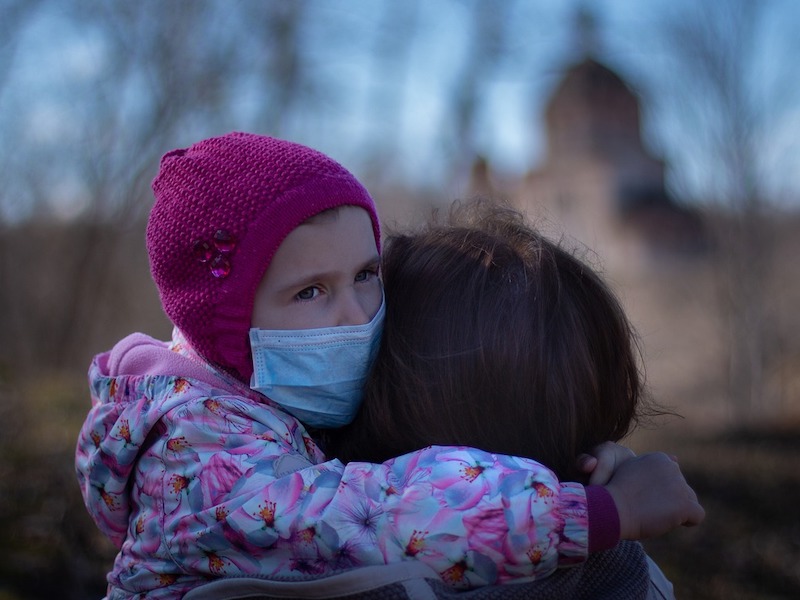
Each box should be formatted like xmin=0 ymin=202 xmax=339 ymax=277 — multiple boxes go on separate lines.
xmin=75 ymin=133 xmax=703 ymax=599
xmin=329 ymin=199 xmax=699 ymax=596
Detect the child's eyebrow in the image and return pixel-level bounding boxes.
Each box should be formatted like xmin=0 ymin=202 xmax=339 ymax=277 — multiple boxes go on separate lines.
xmin=361 ymin=254 xmax=381 ymax=268
xmin=276 ymin=254 xmax=381 ymax=292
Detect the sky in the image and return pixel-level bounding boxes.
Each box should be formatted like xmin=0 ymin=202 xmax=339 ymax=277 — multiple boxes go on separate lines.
xmin=2 ymin=0 xmax=800 ymax=222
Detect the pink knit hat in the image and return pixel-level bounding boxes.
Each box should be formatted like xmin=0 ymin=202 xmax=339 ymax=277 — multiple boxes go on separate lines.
xmin=147 ymin=132 xmax=381 ymax=383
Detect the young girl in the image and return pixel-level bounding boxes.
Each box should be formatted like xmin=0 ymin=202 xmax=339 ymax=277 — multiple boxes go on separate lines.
xmin=75 ymin=133 xmax=702 ymax=599
xmin=329 ymin=199 xmax=698 ymax=596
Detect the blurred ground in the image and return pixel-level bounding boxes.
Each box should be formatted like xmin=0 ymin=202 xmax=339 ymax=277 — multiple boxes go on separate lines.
xmin=0 ymin=373 xmax=114 ymax=600
xmin=636 ymin=424 xmax=800 ymax=600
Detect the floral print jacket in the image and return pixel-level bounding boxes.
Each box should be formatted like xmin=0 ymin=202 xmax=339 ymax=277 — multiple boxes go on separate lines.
xmin=76 ymin=331 xmax=594 ymax=599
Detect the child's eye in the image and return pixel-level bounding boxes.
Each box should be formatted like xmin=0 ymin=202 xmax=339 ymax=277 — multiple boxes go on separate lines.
xmin=295 ymin=286 xmax=320 ymax=301
xmin=355 ymin=268 xmax=379 ymax=283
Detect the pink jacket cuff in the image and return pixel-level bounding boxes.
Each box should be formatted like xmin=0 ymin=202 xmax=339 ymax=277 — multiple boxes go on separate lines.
xmin=585 ymin=485 xmax=621 ymax=552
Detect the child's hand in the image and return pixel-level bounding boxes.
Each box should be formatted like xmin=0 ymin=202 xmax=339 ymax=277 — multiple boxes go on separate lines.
xmin=604 ymin=452 xmax=705 ymax=540
xmin=576 ymin=441 xmax=636 ymax=485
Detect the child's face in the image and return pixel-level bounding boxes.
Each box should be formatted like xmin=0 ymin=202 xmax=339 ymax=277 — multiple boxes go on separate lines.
xmin=252 ymin=206 xmax=381 ymax=330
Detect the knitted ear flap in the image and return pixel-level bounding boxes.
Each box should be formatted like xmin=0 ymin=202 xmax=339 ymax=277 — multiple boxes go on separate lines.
xmin=147 ymin=132 xmax=381 ymax=383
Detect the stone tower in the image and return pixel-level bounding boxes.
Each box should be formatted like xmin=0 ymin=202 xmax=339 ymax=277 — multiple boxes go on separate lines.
xmin=515 ymin=58 xmax=703 ymax=270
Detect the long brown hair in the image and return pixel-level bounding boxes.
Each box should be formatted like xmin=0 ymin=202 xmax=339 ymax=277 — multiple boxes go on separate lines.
xmin=329 ymin=200 xmax=647 ymax=481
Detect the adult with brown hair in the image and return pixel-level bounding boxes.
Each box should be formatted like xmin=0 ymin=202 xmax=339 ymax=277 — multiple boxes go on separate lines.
xmin=324 ymin=198 xmax=701 ymax=598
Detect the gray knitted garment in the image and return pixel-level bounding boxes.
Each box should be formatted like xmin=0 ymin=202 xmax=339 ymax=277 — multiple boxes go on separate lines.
xmin=184 ymin=541 xmax=650 ymax=600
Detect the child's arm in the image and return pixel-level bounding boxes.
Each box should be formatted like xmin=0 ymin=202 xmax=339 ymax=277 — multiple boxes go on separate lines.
xmin=153 ymin=397 xmax=589 ymax=588
xmin=173 ymin=401 xmax=700 ymax=576
xmin=77 ymin=388 xmax=702 ymax=595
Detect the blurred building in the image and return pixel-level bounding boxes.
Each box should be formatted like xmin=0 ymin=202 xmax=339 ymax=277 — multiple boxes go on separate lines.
xmin=475 ymin=57 xmax=707 ymax=272
xmin=467 ymin=55 xmax=738 ymax=429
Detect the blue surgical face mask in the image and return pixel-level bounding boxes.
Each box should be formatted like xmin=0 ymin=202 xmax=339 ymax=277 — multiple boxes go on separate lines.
xmin=249 ymin=297 xmax=385 ymax=429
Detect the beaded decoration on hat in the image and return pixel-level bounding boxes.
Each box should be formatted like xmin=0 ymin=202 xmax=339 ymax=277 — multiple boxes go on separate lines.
xmin=147 ymin=132 xmax=380 ymax=383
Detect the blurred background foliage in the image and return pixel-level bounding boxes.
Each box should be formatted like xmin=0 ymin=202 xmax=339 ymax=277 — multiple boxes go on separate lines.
xmin=0 ymin=1 xmax=799 ymax=598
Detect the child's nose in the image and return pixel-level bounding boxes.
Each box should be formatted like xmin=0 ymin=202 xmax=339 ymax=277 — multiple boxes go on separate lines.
xmin=336 ymin=292 xmax=372 ymax=327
